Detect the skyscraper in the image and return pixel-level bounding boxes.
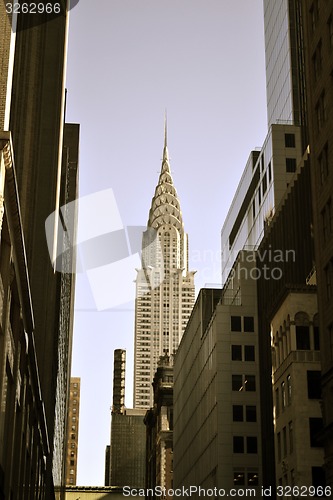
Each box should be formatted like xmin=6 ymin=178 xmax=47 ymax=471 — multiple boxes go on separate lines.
xmin=133 ymin=123 xmax=195 ymax=409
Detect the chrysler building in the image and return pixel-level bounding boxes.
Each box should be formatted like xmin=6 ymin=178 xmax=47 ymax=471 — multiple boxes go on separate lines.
xmin=133 ymin=123 xmax=195 ymax=408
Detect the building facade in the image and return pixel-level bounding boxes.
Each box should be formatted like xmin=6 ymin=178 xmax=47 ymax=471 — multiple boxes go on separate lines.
xmin=271 ymin=289 xmax=324 ymax=489
xmin=65 ymin=378 xmax=81 ymax=486
xmin=133 ymin=126 xmax=195 ymax=408
xmin=300 ymin=0 xmax=333 ymax=486
xmin=0 ymin=2 xmax=78 ymax=497
xmin=106 ymin=350 xmax=146 ymax=488
xmin=221 ymin=124 xmax=304 ymax=283
xmin=174 ymin=256 xmax=262 ymax=496
xmin=145 ymin=355 xmax=174 ymax=500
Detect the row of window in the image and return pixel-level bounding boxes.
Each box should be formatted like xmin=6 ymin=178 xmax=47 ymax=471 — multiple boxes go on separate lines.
xmin=231 ymin=345 xmax=255 ymax=362
xmin=234 ymin=471 xmax=259 ymax=487
xmin=233 ymin=436 xmax=258 ymax=454
xmin=232 ymin=374 xmax=256 ymax=392
xmin=277 ymin=422 xmax=293 ymax=461
xmin=233 ymin=405 xmax=257 ymax=422
xmin=275 ymin=375 xmax=292 ymax=416
xmin=231 ymin=316 xmax=254 ymax=333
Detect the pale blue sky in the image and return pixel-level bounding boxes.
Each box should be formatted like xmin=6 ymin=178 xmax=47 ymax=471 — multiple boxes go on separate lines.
xmin=65 ymin=0 xmax=267 ymax=485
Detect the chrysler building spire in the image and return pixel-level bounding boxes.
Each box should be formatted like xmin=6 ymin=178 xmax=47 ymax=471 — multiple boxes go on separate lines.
xmin=133 ymin=123 xmax=195 ymax=408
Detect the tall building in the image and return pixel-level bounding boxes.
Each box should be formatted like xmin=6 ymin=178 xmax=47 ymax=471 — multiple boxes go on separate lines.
xmin=300 ymin=0 xmax=333 ymax=487
xmin=0 ymin=3 xmax=78 ymax=497
xmin=65 ymin=378 xmax=81 ymax=486
xmin=133 ymin=124 xmax=195 ymax=408
xmin=174 ymin=256 xmax=262 ymax=496
xmin=106 ymin=350 xmax=146 ymax=488
xmin=270 ymin=289 xmax=324 ymax=489
xmin=145 ymin=355 xmax=174 ymax=499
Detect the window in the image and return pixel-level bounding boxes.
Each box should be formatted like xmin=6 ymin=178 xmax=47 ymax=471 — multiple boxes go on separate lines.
xmin=314 ymin=316 xmax=320 ymax=350
xmin=233 ymin=405 xmax=243 ymax=422
xmin=231 ymin=316 xmax=241 ymax=332
xmin=325 ymin=262 xmax=333 ymax=300
xmin=244 ymin=317 xmax=254 ymax=332
xmin=287 ymin=375 xmax=292 ymax=404
xmin=70 ymin=460 xmax=75 ymax=466
xmin=277 ymin=433 xmax=281 ymax=462
xmin=262 ymin=172 xmax=267 ymax=195
xmin=328 ymin=15 xmax=333 ymax=48
xmin=318 ymin=144 xmax=329 ymax=184
xmin=281 ymin=382 xmax=286 ymax=410
xmin=258 ymin=187 xmax=262 ymax=205
xmin=268 ymin=161 xmax=272 ymax=183
xmin=232 ymin=345 xmax=242 ymax=361
xmin=247 ymin=436 xmax=258 ymax=454
xmin=296 ymin=325 xmax=310 ymax=350
xmin=233 ymin=436 xmax=244 ymax=453
xmin=307 ymin=371 xmax=321 ymax=399
xmin=285 ymin=133 xmax=295 ymax=148
xmin=289 ymin=421 xmax=293 ymax=454
xmin=312 ymin=40 xmax=322 ymax=80
xmin=252 ymin=199 xmax=256 ymax=219
xmin=309 ymin=418 xmax=323 ymax=447
xmin=275 ymin=388 xmax=280 ymax=417
xmin=315 ymin=92 xmax=327 ymax=130
xmin=248 ymin=472 xmax=259 ymax=486
xmin=245 ymin=345 xmax=255 ymax=361
xmin=246 ymin=405 xmax=257 ymax=422
xmin=245 ymin=375 xmax=256 ymax=391
xmin=312 ymin=467 xmax=326 ymax=488
xmin=234 ymin=472 xmax=245 ymax=486
xmin=232 ymin=375 xmax=243 ymax=391
xmin=286 ymin=158 xmax=296 ymax=173
xmin=283 ymin=427 xmax=287 ymax=457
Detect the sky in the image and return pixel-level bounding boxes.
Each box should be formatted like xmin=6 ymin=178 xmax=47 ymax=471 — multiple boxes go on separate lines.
xmin=65 ymin=0 xmax=268 ymax=485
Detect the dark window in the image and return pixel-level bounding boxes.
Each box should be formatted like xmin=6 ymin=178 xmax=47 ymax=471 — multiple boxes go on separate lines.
xmin=70 ymin=460 xmax=75 ymax=466
xmin=312 ymin=467 xmax=326 ymax=488
xmin=245 ymin=375 xmax=256 ymax=391
xmin=309 ymin=418 xmax=323 ymax=447
xmin=287 ymin=375 xmax=292 ymax=404
xmin=244 ymin=345 xmax=255 ymax=361
xmin=285 ymin=133 xmax=296 ymax=148
xmin=233 ymin=405 xmax=243 ymax=422
xmin=232 ymin=345 xmax=242 ymax=361
xmin=296 ymin=325 xmax=310 ymax=350
xmin=314 ymin=326 xmax=320 ymax=350
xmin=248 ymin=472 xmax=259 ymax=486
xmin=258 ymin=187 xmax=262 ymax=205
xmin=262 ymin=172 xmax=267 ymax=195
xmin=252 ymin=199 xmax=256 ymax=219
xmin=231 ymin=316 xmax=241 ymax=332
xmin=232 ymin=375 xmax=243 ymax=391
xmin=283 ymin=427 xmax=287 ymax=457
xmin=307 ymin=371 xmax=321 ymax=399
xmin=268 ymin=161 xmax=272 ymax=183
xmin=289 ymin=421 xmax=293 ymax=454
xmin=233 ymin=436 xmax=244 ymax=453
xmin=275 ymin=388 xmax=280 ymax=416
xmin=246 ymin=405 xmax=257 ymax=422
xmin=247 ymin=436 xmax=258 ymax=454
xmin=286 ymin=158 xmax=297 ymax=173
xmin=234 ymin=472 xmax=245 ymax=486
xmin=277 ymin=432 xmax=281 ymax=462
xmin=244 ymin=316 xmax=254 ymax=332
xmin=281 ymin=382 xmax=286 ymax=410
